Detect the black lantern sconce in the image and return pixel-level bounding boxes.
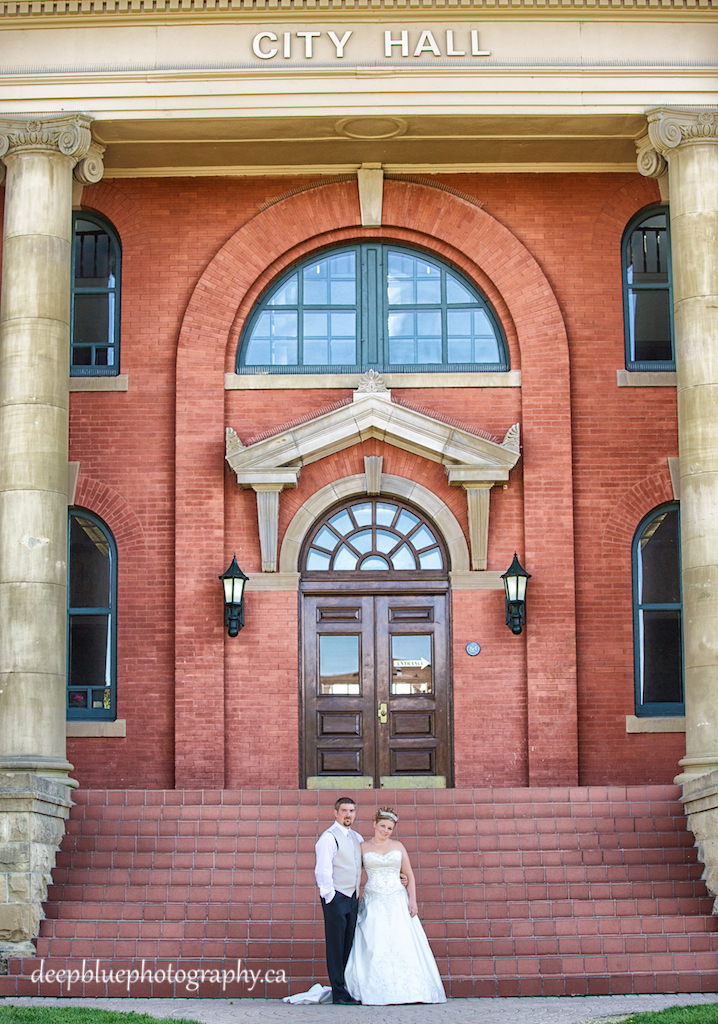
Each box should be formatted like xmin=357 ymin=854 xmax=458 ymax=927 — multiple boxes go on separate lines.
xmin=219 ymin=555 xmax=249 ymax=637
xmin=501 ymin=553 xmax=531 ymax=635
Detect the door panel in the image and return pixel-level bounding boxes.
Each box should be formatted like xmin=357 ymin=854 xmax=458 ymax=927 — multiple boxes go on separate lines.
xmin=303 ymin=591 xmax=450 ymax=788
xmin=376 ymin=594 xmax=449 ymax=785
xmin=303 ymin=595 xmax=376 ymax=786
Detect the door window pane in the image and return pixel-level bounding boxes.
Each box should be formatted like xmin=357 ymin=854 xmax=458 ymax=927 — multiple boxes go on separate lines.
xmin=391 ymin=635 xmax=432 ymax=694
xmin=320 ymin=635 xmax=360 ymax=694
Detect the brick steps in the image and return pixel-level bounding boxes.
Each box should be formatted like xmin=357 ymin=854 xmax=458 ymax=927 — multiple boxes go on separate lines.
xmin=3 ymin=784 xmax=718 ymax=999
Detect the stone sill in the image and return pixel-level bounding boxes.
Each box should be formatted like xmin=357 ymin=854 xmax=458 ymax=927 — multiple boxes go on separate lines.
xmin=69 ymin=375 xmax=129 ymax=392
xmin=226 ymin=370 xmax=521 ymax=390
xmin=626 ymin=715 xmax=685 ymax=733
xmin=66 ymin=720 xmax=126 ymax=737
xmin=617 ymin=370 xmax=677 ymax=387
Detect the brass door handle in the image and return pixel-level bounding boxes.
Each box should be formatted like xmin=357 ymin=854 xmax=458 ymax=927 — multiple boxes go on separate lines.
xmin=378 ymin=702 xmax=388 ymax=724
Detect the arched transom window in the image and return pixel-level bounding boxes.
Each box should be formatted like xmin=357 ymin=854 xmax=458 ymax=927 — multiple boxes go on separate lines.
xmin=304 ymin=499 xmax=446 ymax=572
xmin=238 ymin=243 xmax=508 ymax=374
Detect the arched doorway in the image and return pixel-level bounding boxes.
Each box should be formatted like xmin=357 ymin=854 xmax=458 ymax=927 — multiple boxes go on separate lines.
xmin=300 ymin=495 xmax=452 ymax=789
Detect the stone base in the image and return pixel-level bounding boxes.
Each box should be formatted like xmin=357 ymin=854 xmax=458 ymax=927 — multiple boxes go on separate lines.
xmin=0 ymin=772 xmax=73 ymax=950
xmin=681 ymin=768 xmax=718 ymax=912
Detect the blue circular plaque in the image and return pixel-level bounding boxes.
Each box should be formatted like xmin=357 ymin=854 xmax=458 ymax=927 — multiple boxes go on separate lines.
xmin=466 ymin=642 xmax=481 ymax=656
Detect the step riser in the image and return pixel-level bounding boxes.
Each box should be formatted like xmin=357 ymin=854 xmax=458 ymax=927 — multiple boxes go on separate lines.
xmin=1 ymin=785 xmax=709 ymax=999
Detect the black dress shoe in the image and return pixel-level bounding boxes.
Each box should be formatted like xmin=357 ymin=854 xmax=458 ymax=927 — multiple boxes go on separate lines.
xmin=333 ymin=996 xmax=362 ymax=1004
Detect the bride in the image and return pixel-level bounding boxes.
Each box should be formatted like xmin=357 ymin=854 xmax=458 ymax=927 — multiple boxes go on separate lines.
xmin=344 ymin=806 xmax=447 ymax=1005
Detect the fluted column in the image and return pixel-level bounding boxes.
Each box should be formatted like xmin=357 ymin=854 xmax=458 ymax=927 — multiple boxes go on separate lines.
xmin=638 ymin=108 xmax=718 ymax=783
xmin=0 ymin=115 xmax=103 ymax=782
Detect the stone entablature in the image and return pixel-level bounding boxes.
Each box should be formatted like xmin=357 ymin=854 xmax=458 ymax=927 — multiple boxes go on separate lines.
xmin=226 ymin=374 xmax=520 ymax=573
xmin=0 ymin=0 xmax=714 ymax=22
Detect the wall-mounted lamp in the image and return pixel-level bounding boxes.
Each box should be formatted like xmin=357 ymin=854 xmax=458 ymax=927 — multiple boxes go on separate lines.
xmin=219 ymin=555 xmax=249 ymax=637
xmin=501 ymin=553 xmax=531 ymax=635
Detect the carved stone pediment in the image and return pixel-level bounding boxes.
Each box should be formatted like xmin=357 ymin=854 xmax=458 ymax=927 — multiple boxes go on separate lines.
xmin=226 ymin=387 xmax=521 ymax=571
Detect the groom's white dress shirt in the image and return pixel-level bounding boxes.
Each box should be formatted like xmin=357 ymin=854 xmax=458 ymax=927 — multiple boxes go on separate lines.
xmin=314 ymin=821 xmax=364 ymax=903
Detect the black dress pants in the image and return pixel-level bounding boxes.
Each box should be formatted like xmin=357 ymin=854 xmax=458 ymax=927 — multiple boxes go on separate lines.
xmin=321 ymin=890 xmax=358 ymax=1002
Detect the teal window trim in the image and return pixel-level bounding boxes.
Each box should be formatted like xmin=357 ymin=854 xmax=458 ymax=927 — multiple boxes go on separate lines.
xmin=67 ymin=508 xmax=117 ymax=721
xmin=622 ymin=205 xmax=675 ymax=372
xmin=632 ymin=502 xmax=684 ymax=717
xmin=237 ymin=242 xmax=509 ymax=374
xmin=71 ymin=211 xmax=122 ymax=377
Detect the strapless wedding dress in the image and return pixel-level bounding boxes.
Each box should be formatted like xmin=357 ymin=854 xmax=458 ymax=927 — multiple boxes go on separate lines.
xmin=344 ymin=849 xmax=447 ymax=1005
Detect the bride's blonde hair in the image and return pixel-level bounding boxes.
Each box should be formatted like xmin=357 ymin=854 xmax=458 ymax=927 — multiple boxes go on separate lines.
xmin=374 ymin=806 xmax=398 ymax=824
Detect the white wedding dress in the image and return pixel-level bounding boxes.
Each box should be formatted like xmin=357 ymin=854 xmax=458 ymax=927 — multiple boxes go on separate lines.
xmin=344 ymin=849 xmax=447 ymax=1005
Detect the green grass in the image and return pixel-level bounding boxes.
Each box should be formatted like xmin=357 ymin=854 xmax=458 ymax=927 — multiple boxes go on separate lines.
xmin=0 ymin=1009 xmax=201 ymax=1024
xmin=617 ymin=1006 xmax=718 ymax=1023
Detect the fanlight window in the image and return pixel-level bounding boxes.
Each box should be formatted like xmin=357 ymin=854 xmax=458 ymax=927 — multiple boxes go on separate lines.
xmin=304 ymin=499 xmax=445 ymax=572
xmin=238 ymin=243 xmax=508 ymax=374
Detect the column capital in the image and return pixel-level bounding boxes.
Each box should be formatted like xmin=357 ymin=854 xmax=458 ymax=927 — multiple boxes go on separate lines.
xmin=0 ymin=114 xmax=103 ymax=182
xmin=637 ymin=107 xmax=718 ymax=178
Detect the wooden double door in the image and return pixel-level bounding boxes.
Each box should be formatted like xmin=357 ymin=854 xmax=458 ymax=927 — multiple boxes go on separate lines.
xmin=302 ymin=586 xmax=451 ymax=788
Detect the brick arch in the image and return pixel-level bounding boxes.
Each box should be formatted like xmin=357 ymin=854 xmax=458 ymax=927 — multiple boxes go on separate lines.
xmin=591 ymin=177 xmax=663 ymax=255
xmin=602 ymin=469 xmax=676 ymax=561
xmin=73 ymin=475 xmax=147 ymax=562
xmin=78 ymin=179 xmax=153 ymax=260
xmin=278 ymin=473 xmax=470 ymax=574
xmin=175 ymin=177 xmax=578 ymax=788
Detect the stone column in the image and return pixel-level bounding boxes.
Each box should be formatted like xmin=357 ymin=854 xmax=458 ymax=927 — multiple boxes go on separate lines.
xmin=0 ymin=115 xmax=102 ymax=781
xmin=638 ymin=108 xmax=718 ymax=783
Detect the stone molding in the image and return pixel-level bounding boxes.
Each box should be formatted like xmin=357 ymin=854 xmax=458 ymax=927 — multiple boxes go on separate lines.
xmin=226 ymin=370 xmax=521 ymax=390
xmin=616 ymin=369 xmax=677 ymax=387
xmin=0 ymin=114 xmax=98 ymax=174
xmin=69 ymin=374 xmax=129 ymax=392
xmin=625 ymin=715 xmax=686 ymax=733
xmin=227 ymin=384 xmax=519 ymax=572
xmin=1 ymin=0 xmax=713 ymax=22
xmin=278 ymin=472 xmax=471 ymax=574
xmin=66 ymin=720 xmax=126 ymax=737
xmin=637 ymin=107 xmax=718 ymax=178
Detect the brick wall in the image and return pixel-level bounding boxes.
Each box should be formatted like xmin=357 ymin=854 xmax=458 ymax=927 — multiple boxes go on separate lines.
xmin=55 ymin=170 xmax=681 ymax=789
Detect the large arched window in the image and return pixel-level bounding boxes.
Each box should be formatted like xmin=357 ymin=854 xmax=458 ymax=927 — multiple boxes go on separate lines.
xmin=632 ymin=503 xmax=683 ymax=716
xmin=71 ymin=212 xmax=121 ymax=376
xmin=623 ymin=207 xmax=674 ymax=371
xmin=67 ymin=509 xmax=117 ymax=720
xmin=237 ymin=243 xmax=508 ymax=374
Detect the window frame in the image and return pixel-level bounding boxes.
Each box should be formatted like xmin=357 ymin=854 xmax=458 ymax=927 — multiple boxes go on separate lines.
xmin=67 ymin=508 xmax=117 ymax=721
xmin=70 ymin=211 xmax=122 ymax=378
xmin=622 ymin=205 xmax=675 ymax=372
xmin=237 ymin=242 xmax=509 ymax=375
xmin=632 ymin=501 xmax=684 ymax=717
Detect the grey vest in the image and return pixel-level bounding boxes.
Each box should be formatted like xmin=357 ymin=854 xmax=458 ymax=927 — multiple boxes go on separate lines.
xmin=324 ymin=822 xmax=361 ymax=897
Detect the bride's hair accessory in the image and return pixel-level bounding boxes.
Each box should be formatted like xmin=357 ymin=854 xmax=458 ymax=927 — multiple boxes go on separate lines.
xmin=374 ymin=806 xmax=398 ymax=823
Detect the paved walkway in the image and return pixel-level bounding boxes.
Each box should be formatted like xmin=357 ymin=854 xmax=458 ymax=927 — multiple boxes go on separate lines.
xmin=4 ymin=994 xmax=718 ymax=1023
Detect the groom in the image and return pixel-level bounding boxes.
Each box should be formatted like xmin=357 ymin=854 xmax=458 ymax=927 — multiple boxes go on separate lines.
xmin=314 ymin=797 xmax=363 ymax=1005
